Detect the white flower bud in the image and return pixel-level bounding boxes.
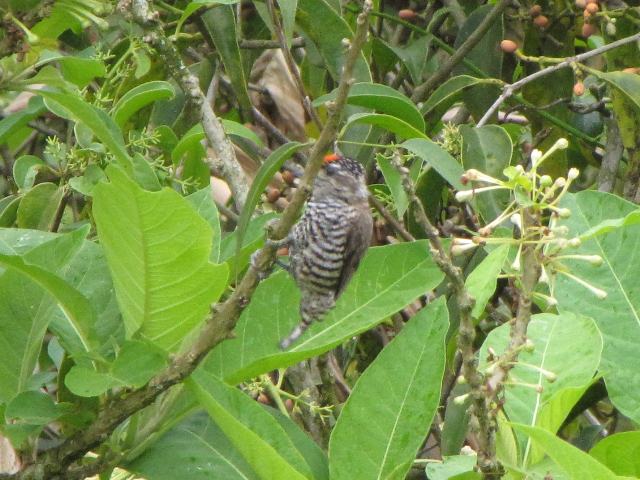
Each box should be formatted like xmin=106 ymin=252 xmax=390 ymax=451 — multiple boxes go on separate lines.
xmin=568 ymin=237 xmax=581 ymax=247
xmin=455 ymin=190 xmax=475 ymax=202
xmin=555 ymin=138 xmax=569 ymax=149
xmin=558 ymin=208 xmax=571 ymax=218
xmin=510 ymin=213 xmax=522 ymax=230
xmin=531 ymin=149 xmax=543 ymax=165
xmin=567 ymin=168 xmax=580 ymax=180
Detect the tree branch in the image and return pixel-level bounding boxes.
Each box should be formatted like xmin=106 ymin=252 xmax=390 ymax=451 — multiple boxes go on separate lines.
xmin=7 ymin=2 xmax=373 ymax=478
xmin=477 ymin=31 xmax=640 ymax=127
xmin=131 ymin=0 xmax=250 ymax=210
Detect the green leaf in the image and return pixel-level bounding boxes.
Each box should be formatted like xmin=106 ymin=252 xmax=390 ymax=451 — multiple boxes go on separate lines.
xmin=479 ymin=313 xmax=602 ymax=464
xmin=591 ymin=71 xmax=640 ymax=111
xmin=465 ymin=244 xmax=509 ymax=319
xmin=92 ymin=166 xmax=229 ymax=351
xmin=110 ymin=340 xmax=167 ymax=388
xmin=386 ymin=35 xmax=432 ymax=85
xmin=37 ymin=89 xmax=132 ymax=170
xmin=401 ymin=138 xmax=465 ymax=190
xmin=200 ymin=6 xmax=252 ymax=113
xmin=425 ymin=455 xmax=478 ymax=480
xmin=590 ymin=432 xmax=640 ymax=477
xmin=186 ymin=186 xmax=222 ymax=263
xmin=112 ymin=81 xmax=175 ymax=128
xmin=376 ymin=155 xmax=409 ymax=217
xmin=204 ymin=241 xmax=443 ymax=383
xmin=277 ymin=0 xmax=297 ymax=47
xmin=421 ymin=75 xmax=493 ymax=119
xmin=235 ymin=142 xmax=305 ymax=260
xmin=64 ymin=366 xmax=118 ymax=397
xmin=555 ymin=191 xmax=640 ymax=424
xmin=0 ymin=96 xmax=45 ymax=145
xmin=132 ymin=153 xmax=161 ymax=191
xmin=16 ymin=182 xmax=63 ymax=230
xmin=12 ymin=155 xmax=45 ymax=192
xmin=68 ymin=164 xmax=107 ymax=196
xmin=577 ymin=209 xmax=640 ymax=241
xmin=460 ymin=125 xmax=512 ymax=222
xmin=5 ymin=391 xmax=67 ymax=425
xmin=221 ymin=119 xmax=265 ymax=148
xmin=188 ymin=370 xmax=311 ymax=480
xmin=314 ymin=83 xmax=425 ymax=132
xmin=0 ymin=196 xmax=20 ymax=227
xmin=296 ymin=0 xmax=371 ymax=82
xmin=510 ymin=424 xmax=618 ymax=480
xmin=329 ymin=298 xmax=448 ymax=480
xmin=128 ymin=411 xmax=258 ymax=480
xmin=57 ymin=55 xmax=107 ymax=88
xmin=341 ymin=113 xmax=426 ymax=140
xmin=171 ymin=124 xmax=205 ymax=166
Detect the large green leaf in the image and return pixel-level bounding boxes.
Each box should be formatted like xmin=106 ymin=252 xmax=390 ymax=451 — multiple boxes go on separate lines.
xmin=554 ymin=191 xmax=640 ymax=423
xmin=460 ymin=125 xmax=512 ymax=222
xmin=0 ymin=96 xmax=46 ymax=145
xmin=296 ymin=0 xmax=371 ymax=82
xmin=92 ymin=166 xmax=228 ymax=351
xmin=590 ymin=432 xmax=640 ymax=477
xmin=111 ymin=81 xmax=175 ymax=128
xmin=479 ymin=313 xmax=602 ymax=465
xmin=314 ymin=83 xmax=425 ymax=132
xmin=421 ymin=76 xmax=495 ymax=123
xmin=0 ymin=228 xmax=95 ymax=402
xmin=188 ymin=370 xmax=312 ymax=480
xmin=329 ymin=298 xmax=448 ymax=480
xmin=591 ymin=71 xmax=640 ymax=111
xmin=511 ymin=424 xmax=618 ymax=480
xmin=200 ymin=6 xmax=252 ymax=113
xmin=128 ymin=411 xmax=258 ymax=479
xmin=186 ymin=186 xmax=222 ymax=263
xmin=37 ymin=90 xmax=132 ymax=170
xmin=204 ymin=241 xmax=443 ymax=383
xmin=401 ymin=138 xmax=465 ymax=190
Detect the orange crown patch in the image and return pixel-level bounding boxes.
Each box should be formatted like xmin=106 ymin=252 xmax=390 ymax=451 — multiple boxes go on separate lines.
xmin=323 ymin=153 xmax=341 ymax=164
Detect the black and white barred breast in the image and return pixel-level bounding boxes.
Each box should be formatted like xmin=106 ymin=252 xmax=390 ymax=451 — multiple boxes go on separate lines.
xmin=279 ymin=154 xmax=372 ymax=349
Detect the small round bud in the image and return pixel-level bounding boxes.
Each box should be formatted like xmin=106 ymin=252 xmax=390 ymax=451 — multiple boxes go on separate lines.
xmin=573 ymin=81 xmax=585 ymax=96
xmin=530 ymin=5 xmax=542 ymax=17
xmin=556 ymin=138 xmax=569 ymax=149
xmin=540 ymin=175 xmax=553 ymax=187
xmin=605 ymin=22 xmax=616 ymax=36
xmin=285 ymin=399 xmax=294 ymax=411
xmin=457 ymin=375 xmax=467 ymax=384
xmin=567 ymin=167 xmax=580 ymax=180
xmin=582 ymin=22 xmax=597 ymax=38
xmin=341 ymin=38 xmax=351 ymax=48
xmin=533 ymin=15 xmax=549 ymax=28
xmin=257 ymin=393 xmax=270 ymax=404
xmin=524 ymin=339 xmax=535 ymax=352
xmin=568 ymin=237 xmax=581 ymax=247
xmin=453 ymin=393 xmax=470 ymax=405
xmin=500 ymin=39 xmax=518 ymax=53
xmin=558 ymin=208 xmax=572 ymax=218
xmin=586 ymin=2 xmax=599 ymax=13
xmin=536 ymin=384 xmax=544 ymax=393
xmin=398 ymin=8 xmax=417 ymax=20
xmin=531 ymin=149 xmax=543 ymax=165
xmin=554 ymin=177 xmax=567 ymax=188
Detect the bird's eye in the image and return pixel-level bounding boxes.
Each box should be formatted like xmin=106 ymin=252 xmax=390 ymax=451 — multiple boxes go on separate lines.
xmin=325 ymin=163 xmax=339 ymax=175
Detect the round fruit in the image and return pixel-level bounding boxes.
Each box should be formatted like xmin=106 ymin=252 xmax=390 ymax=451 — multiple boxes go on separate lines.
xmin=266 ymin=187 xmax=280 ymax=203
xmin=398 ymin=9 xmax=417 ymax=20
xmin=533 ymin=15 xmax=549 ymax=28
xmin=530 ymin=5 xmax=542 ymax=17
xmin=500 ymin=39 xmax=518 ymax=53
xmin=281 ymin=169 xmax=295 ymax=185
xmin=586 ymin=3 xmax=599 ymax=13
xmin=573 ymin=82 xmax=585 ymax=96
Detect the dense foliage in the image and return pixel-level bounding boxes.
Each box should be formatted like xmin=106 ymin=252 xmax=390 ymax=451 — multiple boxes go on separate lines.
xmin=1 ymin=0 xmax=640 ymax=479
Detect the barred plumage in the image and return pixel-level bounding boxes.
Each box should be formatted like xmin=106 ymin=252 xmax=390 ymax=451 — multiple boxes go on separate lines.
xmin=279 ymin=154 xmax=373 ymax=349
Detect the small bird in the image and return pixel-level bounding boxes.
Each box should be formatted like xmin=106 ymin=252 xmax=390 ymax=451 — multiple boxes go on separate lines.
xmin=278 ymin=153 xmax=373 ymax=349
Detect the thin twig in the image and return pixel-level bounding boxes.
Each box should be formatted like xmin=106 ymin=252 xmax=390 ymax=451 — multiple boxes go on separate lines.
xmin=7 ymin=3 xmax=374 ymax=479
xmin=477 ymin=32 xmax=640 ymax=127
xmin=411 ymin=0 xmax=513 ymax=103
xmin=240 ymin=37 xmax=305 ymax=49
xmin=369 ymin=195 xmax=415 ymax=242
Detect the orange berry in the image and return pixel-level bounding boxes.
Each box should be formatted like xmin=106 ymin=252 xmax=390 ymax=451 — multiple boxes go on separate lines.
xmin=530 ymin=5 xmax=542 ymax=17
xmin=285 ymin=399 xmax=294 ymax=411
xmin=257 ymin=393 xmax=270 ymax=404
xmin=533 ymin=15 xmax=549 ymax=28
xmin=586 ymin=3 xmax=599 ymax=13
xmin=500 ymin=39 xmax=518 ymax=53
xmin=398 ymin=9 xmax=417 ymax=20
xmin=573 ymin=82 xmax=585 ymax=96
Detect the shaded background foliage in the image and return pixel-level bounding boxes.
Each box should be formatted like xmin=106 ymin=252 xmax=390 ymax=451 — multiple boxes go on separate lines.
xmin=1 ymin=0 xmax=640 ymax=479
